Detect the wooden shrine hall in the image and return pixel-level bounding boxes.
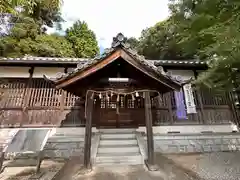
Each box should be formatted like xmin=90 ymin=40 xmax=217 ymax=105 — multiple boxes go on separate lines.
xmin=44 ymin=33 xmax=182 ymax=170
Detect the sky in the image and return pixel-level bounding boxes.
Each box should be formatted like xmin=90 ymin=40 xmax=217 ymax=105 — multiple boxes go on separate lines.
xmin=48 ymin=0 xmax=170 ymax=48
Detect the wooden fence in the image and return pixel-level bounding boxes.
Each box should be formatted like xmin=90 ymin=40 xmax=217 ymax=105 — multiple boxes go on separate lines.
xmin=152 ymin=89 xmax=235 ymax=125
xmin=0 ymin=78 xmax=237 ymax=127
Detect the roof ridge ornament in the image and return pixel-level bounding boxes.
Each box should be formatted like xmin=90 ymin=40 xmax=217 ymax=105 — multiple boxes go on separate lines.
xmin=111 ymin=33 xmax=127 ymax=48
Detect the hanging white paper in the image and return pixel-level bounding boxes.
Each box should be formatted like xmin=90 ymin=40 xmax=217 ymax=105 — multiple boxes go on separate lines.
xmin=183 ymin=84 xmax=197 ymax=114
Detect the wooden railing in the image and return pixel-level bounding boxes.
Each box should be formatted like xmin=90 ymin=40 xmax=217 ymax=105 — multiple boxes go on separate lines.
xmin=152 ymin=89 xmax=235 ymax=125
xmin=0 ymin=78 xmax=237 ymax=127
xmin=0 ymin=78 xmax=83 ymax=127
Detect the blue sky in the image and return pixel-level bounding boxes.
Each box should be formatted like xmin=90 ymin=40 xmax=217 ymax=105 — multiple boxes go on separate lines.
xmin=48 ymin=0 xmax=170 ymax=48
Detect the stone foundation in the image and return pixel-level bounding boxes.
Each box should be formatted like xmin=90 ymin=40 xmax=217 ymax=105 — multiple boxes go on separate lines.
xmin=141 ymin=133 xmax=240 ymax=154
xmin=2 ymin=127 xmax=240 ymax=160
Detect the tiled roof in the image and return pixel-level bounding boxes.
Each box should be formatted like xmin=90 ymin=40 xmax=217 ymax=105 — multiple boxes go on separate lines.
xmin=153 ymin=60 xmax=206 ymax=65
xmin=44 ymin=33 xmax=189 ymax=86
xmin=0 ymin=56 xmax=206 ymax=65
xmin=0 ymin=56 xmax=86 ymax=63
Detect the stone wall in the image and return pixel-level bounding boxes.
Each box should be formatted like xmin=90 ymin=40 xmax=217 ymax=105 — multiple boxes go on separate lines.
xmin=43 ymin=136 xmax=85 ymax=158
xmin=2 ymin=128 xmax=87 ymax=160
xmin=143 ymin=133 xmax=240 ymax=154
xmin=2 ymin=128 xmax=101 ymax=160
xmin=137 ymin=124 xmax=234 ymax=134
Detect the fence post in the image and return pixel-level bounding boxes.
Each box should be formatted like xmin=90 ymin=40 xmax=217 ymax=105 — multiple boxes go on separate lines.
xmin=195 ymin=87 xmax=206 ymax=124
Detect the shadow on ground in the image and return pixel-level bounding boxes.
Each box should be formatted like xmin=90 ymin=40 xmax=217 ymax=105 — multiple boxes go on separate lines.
xmin=53 ymin=154 xmax=202 ymax=180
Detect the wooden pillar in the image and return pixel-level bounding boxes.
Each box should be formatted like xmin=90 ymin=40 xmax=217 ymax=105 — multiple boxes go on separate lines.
xmin=21 ymin=67 xmax=34 ymax=125
xmin=0 ymin=152 xmax=4 ymax=172
xmin=83 ymin=91 xmax=94 ymax=169
xmin=196 ymin=88 xmax=206 ymax=124
xmin=144 ymin=91 xmax=158 ymax=171
xmin=59 ymin=90 xmax=65 ymax=112
xmin=228 ymin=92 xmax=240 ymax=127
xmin=166 ymin=92 xmax=174 ymax=124
xmin=156 ymin=94 xmax=162 ymax=124
xmin=36 ymin=151 xmax=43 ymax=173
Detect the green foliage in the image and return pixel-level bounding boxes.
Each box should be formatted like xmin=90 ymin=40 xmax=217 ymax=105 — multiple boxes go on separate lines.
xmin=0 ymin=34 xmax=75 ymax=57
xmin=1 ymin=0 xmax=63 ymax=32
xmin=0 ymin=16 xmax=75 ymax=57
xmin=126 ymin=37 xmax=139 ymax=50
xmin=0 ymin=0 xmax=62 ymax=15
xmin=168 ymin=0 xmax=240 ymax=91
xmin=34 ymin=35 xmax=75 ymax=57
xmin=28 ymin=0 xmax=63 ymax=28
xmin=0 ymin=17 xmax=40 ymax=57
xmin=0 ymin=2 xmax=98 ymax=58
xmin=136 ymin=0 xmax=240 ymax=91
xmin=66 ymin=20 xmax=99 ymax=58
xmin=0 ymin=18 xmax=99 ymax=58
xmin=137 ymin=19 xmax=193 ymax=60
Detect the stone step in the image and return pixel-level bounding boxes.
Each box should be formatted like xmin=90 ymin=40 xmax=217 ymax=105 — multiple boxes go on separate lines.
xmin=97 ymin=152 xmax=141 ymax=157
xmin=95 ymin=154 xmax=143 ymax=165
xmin=99 ymin=144 xmax=138 ymax=148
xmin=101 ymin=133 xmax=136 ymax=139
xmin=47 ymin=136 xmax=84 ymax=143
xmin=99 ymin=129 xmax=136 ymax=134
xmin=98 ymin=146 xmax=139 ymax=154
xmin=95 ymin=161 xmax=142 ymax=166
xmin=99 ymin=139 xmax=138 ymax=146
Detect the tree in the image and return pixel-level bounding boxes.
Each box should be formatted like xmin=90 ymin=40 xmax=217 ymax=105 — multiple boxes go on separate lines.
xmin=34 ymin=34 xmax=75 ymax=57
xmin=0 ymin=17 xmax=40 ymax=57
xmin=0 ymin=0 xmax=62 ymax=15
xmin=137 ymin=19 xmax=192 ymax=60
xmin=126 ymin=37 xmax=139 ymax=50
xmin=66 ymin=20 xmax=99 ymax=58
xmin=0 ymin=17 xmax=75 ymax=57
xmin=168 ymin=0 xmax=240 ymax=91
xmin=28 ymin=0 xmax=63 ymax=29
xmin=1 ymin=0 xmax=63 ymax=34
xmin=0 ymin=0 xmax=75 ymax=58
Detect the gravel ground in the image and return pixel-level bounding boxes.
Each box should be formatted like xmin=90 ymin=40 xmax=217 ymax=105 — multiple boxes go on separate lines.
xmin=155 ymin=153 xmax=200 ymax=180
xmin=167 ymin=152 xmax=240 ymax=180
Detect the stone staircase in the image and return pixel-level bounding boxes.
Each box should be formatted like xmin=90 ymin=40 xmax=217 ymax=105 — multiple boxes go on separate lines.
xmin=95 ymin=129 xmax=143 ymax=166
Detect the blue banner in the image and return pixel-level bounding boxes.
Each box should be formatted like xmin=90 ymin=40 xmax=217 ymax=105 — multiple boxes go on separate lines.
xmin=174 ymin=89 xmax=187 ymax=119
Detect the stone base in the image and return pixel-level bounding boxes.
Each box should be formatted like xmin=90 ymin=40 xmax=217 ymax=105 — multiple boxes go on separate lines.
xmin=144 ymin=160 xmax=159 ymax=171
xmin=152 ymin=133 xmax=240 ymax=154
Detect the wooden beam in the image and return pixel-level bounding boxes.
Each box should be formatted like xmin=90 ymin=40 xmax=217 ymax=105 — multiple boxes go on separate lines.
xmin=144 ymin=91 xmax=158 ymax=171
xmin=56 ymin=51 xmax=121 ymax=88
xmin=120 ymin=50 xmax=180 ymax=91
xmin=83 ymin=91 xmax=94 ymax=169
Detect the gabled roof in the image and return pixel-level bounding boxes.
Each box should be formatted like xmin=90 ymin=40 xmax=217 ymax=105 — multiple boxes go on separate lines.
xmin=44 ymin=33 xmax=184 ymax=91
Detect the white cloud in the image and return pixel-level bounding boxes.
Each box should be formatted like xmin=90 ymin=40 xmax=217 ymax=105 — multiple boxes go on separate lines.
xmin=49 ymin=0 xmax=170 ymax=47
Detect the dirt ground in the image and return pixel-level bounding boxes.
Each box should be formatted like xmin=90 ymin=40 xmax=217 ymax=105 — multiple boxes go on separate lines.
xmin=54 ymin=155 xmax=199 ymax=180
xmin=3 ymin=152 xmax=240 ymax=180
xmin=0 ymin=159 xmax=65 ymax=180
